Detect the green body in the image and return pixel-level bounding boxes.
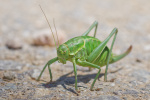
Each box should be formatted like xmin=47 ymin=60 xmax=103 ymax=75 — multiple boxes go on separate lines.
xmin=58 ymin=36 xmax=112 ymax=67
xmin=38 ymin=21 xmax=132 ymax=91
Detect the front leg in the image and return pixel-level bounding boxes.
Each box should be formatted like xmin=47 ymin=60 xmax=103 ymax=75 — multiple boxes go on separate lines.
xmin=72 ymin=58 xmax=78 ymax=90
xmin=37 ymin=57 xmax=58 ymax=81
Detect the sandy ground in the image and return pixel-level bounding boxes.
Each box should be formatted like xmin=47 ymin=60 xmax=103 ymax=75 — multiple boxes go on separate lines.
xmin=0 ymin=0 xmax=150 ymax=100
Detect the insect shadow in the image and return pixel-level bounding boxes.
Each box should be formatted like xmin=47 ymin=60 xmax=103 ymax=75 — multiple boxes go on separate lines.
xmin=40 ymin=68 xmax=122 ymax=94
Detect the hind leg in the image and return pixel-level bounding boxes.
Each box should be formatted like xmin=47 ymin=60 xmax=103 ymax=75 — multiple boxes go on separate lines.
xmin=84 ymin=28 xmax=118 ymax=81
xmin=82 ymin=21 xmax=98 ymax=37
xmin=104 ymin=29 xmax=118 ymax=81
xmin=82 ymin=21 xmax=98 ymax=71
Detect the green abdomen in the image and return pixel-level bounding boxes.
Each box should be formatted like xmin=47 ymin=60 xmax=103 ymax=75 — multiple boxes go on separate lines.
xmin=84 ymin=36 xmax=111 ymax=66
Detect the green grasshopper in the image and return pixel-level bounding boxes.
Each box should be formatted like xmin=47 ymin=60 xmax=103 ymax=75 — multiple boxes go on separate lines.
xmin=37 ymin=6 xmax=132 ymax=91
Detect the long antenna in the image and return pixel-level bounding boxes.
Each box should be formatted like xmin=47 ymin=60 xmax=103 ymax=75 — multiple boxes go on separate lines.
xmin=39 ymin=5 xmax=57 ymax=49
xmin=53 ymin=18 xmax=60 ymax=46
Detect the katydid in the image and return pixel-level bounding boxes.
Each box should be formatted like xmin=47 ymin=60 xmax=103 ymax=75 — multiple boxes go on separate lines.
xmin=37 ymin=6 xmax=132 ymax=91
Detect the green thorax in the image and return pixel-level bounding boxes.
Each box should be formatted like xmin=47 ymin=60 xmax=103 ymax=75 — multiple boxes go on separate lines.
xmin=64 ymin=36 xmax=101 ymax=56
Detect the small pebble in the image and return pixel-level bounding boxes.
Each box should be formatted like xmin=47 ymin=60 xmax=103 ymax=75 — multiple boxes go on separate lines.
xmin=107 ymin=73 xmax=116 ymax=82
xmin=113 ymin=91 xmax=118 ymax=95
xmin=136 ymin=58 xmax=142 ymax=63
xmin=5 ymin=38 xmax=23 ymax=49
xmin=95 ymin=88 xmax=102 ymax=91
xmin=110 ymin=83 xmax=115 ymax=87
xmin=32 ymin=29 xmax=67 ymax=46
xmin=122 ymin=97 xmax=127 ymax=100
xmin=23 ymin=82 xmax=28 ymax=85
xmin=3 ymin=72 xmax=16 ymax=80
xmin=29 ymin=69 xmax=41 ymax=79
xmin=129 ymin=80 xmax=138 ymax=87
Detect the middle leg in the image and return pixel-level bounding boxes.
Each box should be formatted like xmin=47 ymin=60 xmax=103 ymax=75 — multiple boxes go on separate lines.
xmin=77 ymin=59 xmax=101 ymax=90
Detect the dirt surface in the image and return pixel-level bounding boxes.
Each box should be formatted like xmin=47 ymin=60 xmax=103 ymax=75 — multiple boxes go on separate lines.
xmin=0 ymin=0 xmax=150 ymax=100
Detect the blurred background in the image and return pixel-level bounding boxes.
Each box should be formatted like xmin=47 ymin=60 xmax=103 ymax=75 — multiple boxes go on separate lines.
xmin=0 ymin=0 xmax=149 ymax=64
xmin=0 ymin=0 xmax=150 ymax=99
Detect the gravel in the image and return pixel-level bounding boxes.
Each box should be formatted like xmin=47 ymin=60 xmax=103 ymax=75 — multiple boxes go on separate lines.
xmin=95 ymin=95 xmax=121 ymax=100
xmin=0 ymin=60 xmax=24 ymax=71
xmin=130 ymin=69 xmax=150 ymax=83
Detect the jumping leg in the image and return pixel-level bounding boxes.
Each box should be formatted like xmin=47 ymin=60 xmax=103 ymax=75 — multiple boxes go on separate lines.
xmin=104 ymin=31 xmax=117 ymax=81
xmin=85 ymin=28 xmax=118 ymax=82
xmin=82 ymin=21 xmax=98 ymax=71
xmin=82 ymin=21 xmax=98 ymax=37
xmin=87 ymin=28 xmax=118 ymax=63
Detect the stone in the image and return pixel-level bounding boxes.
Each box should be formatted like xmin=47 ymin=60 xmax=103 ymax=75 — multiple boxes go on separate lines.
xmin=106 ymin=73 xmax=116 ymax=82
xmin=29 ymin=69 xmax=41 ymax=79
xmin=113 ymin=91 xmax=119 ymax=95
xmin=129 ymin=80 xmax=138 ymax=87
xmin=3 ymin=72 xmax=17 ymax=80
xmin=110 ymin=83 xmax=115 ymax=87
xmin=136 ymin=59 xmax=142 ymax=63
xmin=17 ymin=73 xmax=27 ymax=80
xmin=122 ymin=97 xmax=127 ymax=100
xmin=32 ymin=29 xmax=67 ymax=46
xmin=5 ymin=38 xmax=23 ymax=49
